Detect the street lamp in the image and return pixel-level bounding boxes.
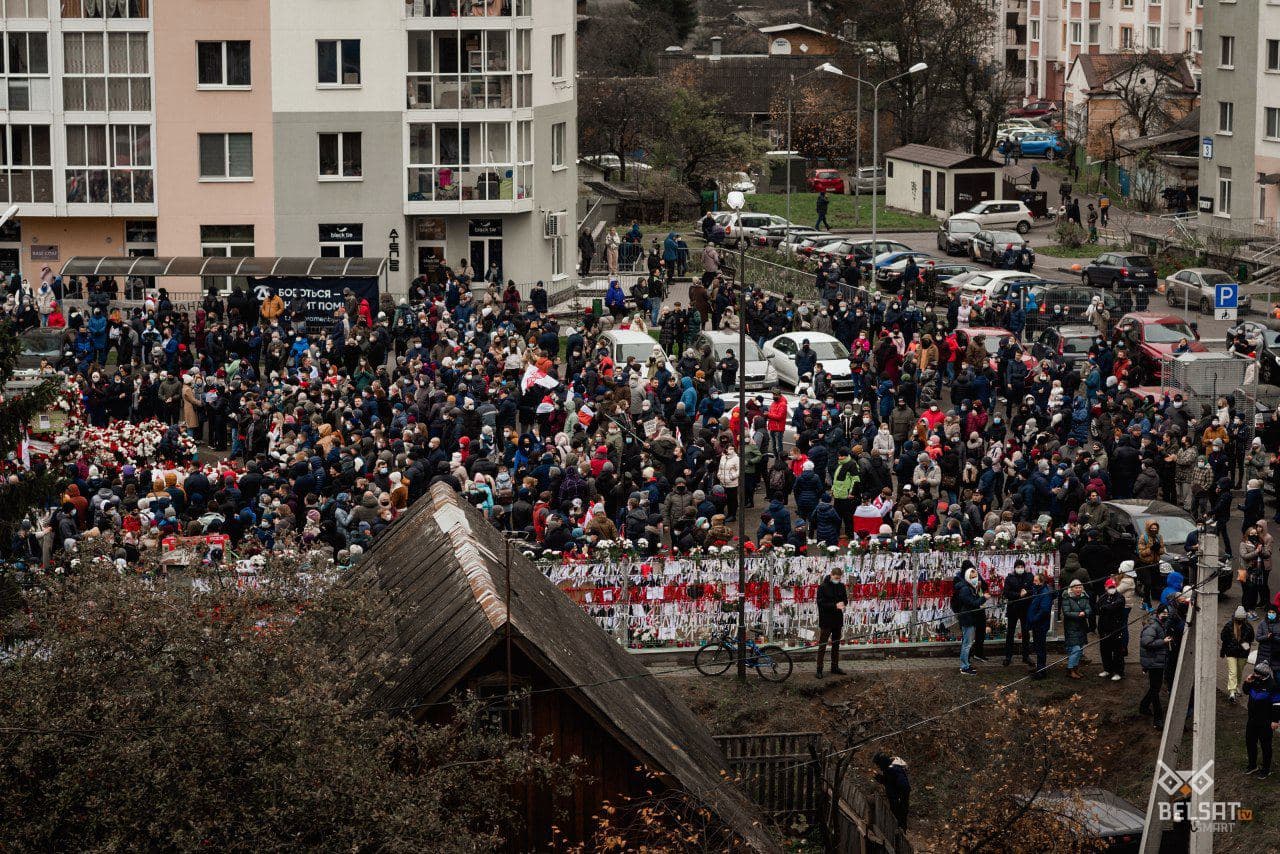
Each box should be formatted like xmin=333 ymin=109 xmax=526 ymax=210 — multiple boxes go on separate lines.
xmin=821 ymin=60 xmax=928 ymax=248
xmin=0 ymin=205 xmax=19 ymax=230
xmin=726 ymin=188 xmax=749 ymax=683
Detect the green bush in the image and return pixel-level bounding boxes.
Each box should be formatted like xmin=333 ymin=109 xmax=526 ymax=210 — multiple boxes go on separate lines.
xmin=1052 ymin=220 xmax=1088 ymax=249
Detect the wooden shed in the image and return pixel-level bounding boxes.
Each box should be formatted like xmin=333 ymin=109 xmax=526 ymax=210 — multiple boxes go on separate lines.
xmin=884 ymin=144 xmax=1007 ymax=220
xmin=337 ymin=484 xmax=780 ymax=852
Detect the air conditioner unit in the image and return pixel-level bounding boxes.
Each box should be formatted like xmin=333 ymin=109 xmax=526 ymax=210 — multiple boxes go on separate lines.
xmin=544 ymin=211 xmax=566 ymax=238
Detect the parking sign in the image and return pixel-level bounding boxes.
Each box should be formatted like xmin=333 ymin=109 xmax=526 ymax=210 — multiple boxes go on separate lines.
xmin=1215 ymin=283 xmax=1238 ymax=320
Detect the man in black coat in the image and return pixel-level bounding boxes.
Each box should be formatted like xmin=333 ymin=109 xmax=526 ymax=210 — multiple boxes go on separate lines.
xmin=816 ymin=566 xmax=849 ymax=677
xmin=1002 ymin=559 xmax=1035 ymax=666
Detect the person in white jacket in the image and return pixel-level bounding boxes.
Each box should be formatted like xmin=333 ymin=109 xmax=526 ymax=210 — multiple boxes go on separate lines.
xmin=872 ymin=425 xmax=895 ymax=458
xmin=718 ymin=445 xmax=740 ymax=522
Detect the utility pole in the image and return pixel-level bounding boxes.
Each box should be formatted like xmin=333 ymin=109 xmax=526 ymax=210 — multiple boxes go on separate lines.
xmin=1189 ymin=532 xmax=1219 ymax=854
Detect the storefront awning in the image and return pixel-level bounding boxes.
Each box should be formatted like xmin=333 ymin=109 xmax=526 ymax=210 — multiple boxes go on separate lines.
xmin=60 ymin=256 xmax=387 ymax=278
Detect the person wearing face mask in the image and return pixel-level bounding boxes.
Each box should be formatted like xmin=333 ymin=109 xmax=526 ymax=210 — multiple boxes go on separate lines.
xmin=1096 ymin=576 xmax=1128 ymax=681
xmin=1243 ymin=662 xmax=1280 ymax=778
xmin=1139 ymin=606 xmax=1175 ymax=727
xmin=1222 ymin=606 xmax=1257 ymax=702
xmin=952 ymin=561 xmax=987 ymax=676
xmin=815 ymin=566 xmax=848 ymax=678
xmin=1002 ymin=559 xmax=1034 ymax=667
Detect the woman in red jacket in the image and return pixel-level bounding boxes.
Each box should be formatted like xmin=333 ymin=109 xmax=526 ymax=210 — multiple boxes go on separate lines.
xmin=766 ymin=392 xmax=788 ymax=458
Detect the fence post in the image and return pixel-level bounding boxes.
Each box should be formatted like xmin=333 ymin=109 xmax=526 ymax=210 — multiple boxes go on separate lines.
xmin=616 ymin=557 xmax=629 ymax=648
xmin=907 ymin=554 xmax=919 ymax=643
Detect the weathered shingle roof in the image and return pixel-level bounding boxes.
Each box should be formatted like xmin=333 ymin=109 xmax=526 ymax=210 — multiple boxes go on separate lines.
xmin=885 ymin=144 xmax=1003 ymax=170
xmin=1074 ymin=52 xmax=1196 ymax=94
xmin=337 ymin=484 xmax=781 ymax=853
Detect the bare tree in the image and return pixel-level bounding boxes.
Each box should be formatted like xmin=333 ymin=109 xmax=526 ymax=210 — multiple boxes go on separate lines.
xmin=578 ymin=78 xmax=665 ymax=182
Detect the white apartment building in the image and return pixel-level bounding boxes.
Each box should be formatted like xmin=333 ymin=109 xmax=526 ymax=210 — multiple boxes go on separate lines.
xmin=1025 ymin=0 xmax=1203 ymax=102
xmin=1197 ymin=0 xmax=1280 ymax=235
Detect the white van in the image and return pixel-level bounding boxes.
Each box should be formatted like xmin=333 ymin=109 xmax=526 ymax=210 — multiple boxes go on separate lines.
xmin=600 ymin=329 xmax=667 ymax=370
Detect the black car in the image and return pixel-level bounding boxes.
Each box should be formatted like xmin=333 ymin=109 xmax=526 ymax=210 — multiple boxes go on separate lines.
xmin=937 ymin=218 xmax=981 ymax=255
xmin=1025 ymin=283 xmax=1128 ymax=330
xmin=1030 ymin=325 xmax=1097 ymax=367
xmin=1082 ymin=252 xmax=1158 ymax=289
xmin=971 ymin=229 xmax=1034 ymax=266
xmin=1228 ymin=318 xmax=1280 ymax=384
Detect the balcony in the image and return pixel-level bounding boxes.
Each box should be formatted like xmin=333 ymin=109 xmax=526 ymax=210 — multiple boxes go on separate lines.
xmin=65 ymin=167 xmax=153 ymax=204
xmin=406 ymin=164 xmax=532 ymax=205
xmin=407 ymin=74 xmax=512 ymax=110
xmin=0 ymin=168 xmax=54 ymax=203
xmin=404 ymin=0 xmax=531 ymax=18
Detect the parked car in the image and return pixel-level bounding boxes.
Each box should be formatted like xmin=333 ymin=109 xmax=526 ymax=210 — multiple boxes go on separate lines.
xmin=1000 ymin=117 xmax=1051 ymax=131
xmin=937 ymin=217 xmax=982 ymax=255
xmin=1101 ymin=500 xmax=1198 ymax=556
xmin=1009 ymin=99 xmax=1059 ymax=119
xmin=956 ymin=270 xmax=1046 ymax=306
xmin=1082 ymin=252 xmax=1158 ymax=289
xmin=717 ymin=212 xmax=792 ymax=248
xmin=872 ymin=251 xmax=937 ymax=290
xmin=718 ymin=171 xmax=757 ymax=195
xmin=1030 ymin=324 xmax=1097 ymax=368
xmin=600 ymin=329 xmax=667 ymax=368
xmin=970 ymin=229 xmax=1034 ymax=266
xmin=755 ymin=225 xmax=826 ymax=249
xmin=996 ymin=126 xmax=1046 ymax=145
xmin=1163 ymin=267 xmax=1252 ymax=314
xmin=785 ymin=233 xmax=835 ymax=256
xmin=1034 ymin=789 xmax=1143 ymax=854
xmin=953 ymin=327 xmax=1034 ymax=373
xmin=805 ymin=238 xmax=911 ymax=267
xmin=692 ymin=331 xmax=777 ymax=391
xmin=848 ymin=166 xmax=886 ymax=193
xmin=761 ymin=332 xmax=855 ymax=395
xmin=1025 ymin=283 xmax=1127 ymax=330
xmin=806 ymin=168 xmax=846 ymax=193
xmin=948 ymin=200 xmax=1035 ymax=234
xmin=1228 ymin=318 xmax=1280 ymax=384
xmin=1014 ymin=132 xmax=1068 ymax=158
xmin=1113 ymin=312 xmax=1207 ymax=382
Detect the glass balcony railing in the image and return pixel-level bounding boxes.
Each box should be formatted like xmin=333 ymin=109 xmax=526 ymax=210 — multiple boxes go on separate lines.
xmin=65 ymin=167 xmax=153 ymax=204
xmin=406 ymin=165 xmax=530 ymax=202
xmin=0 ymin=168 xmax=54 ymax=203
xmin=404 ymin=0 xmax=511 ymax=17
xmin=406 ymin=74 xmax=512 ymax=109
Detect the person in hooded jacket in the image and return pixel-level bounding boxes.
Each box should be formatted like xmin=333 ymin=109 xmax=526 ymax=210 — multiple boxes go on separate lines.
xmin=792 ymin=460 xmax=823 ymax=522
xmin=1139 ymin=607 xmax=1176 ymax=727
xmin=953 ymin=561 xmax=987 ymax=675
xmin=811 ymin=493 xmax=843 ymax=547
xmin=1243 ymin=662 xmax=1280 ymax=777
xmin=1002 ymin=558 xmax=1034 ymax=666
xmin=873 ymin=752 xmax=911 ymax=830
xmin=1096 ymin=576 xmax=1128 ymax=680
xmin=1222 ymin=606 xmax=1256 ymax=701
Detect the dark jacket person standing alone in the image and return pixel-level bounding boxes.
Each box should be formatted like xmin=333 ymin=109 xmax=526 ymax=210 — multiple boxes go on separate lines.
xmin=816 ymin=566 xmax=848 ymax=677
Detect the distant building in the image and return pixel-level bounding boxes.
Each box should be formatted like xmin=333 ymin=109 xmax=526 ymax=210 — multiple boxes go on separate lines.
xmin=885 ymin=144 xmax=1008 ymax=219
xmin=1064 ymin=52 xmax=1198 ymax=162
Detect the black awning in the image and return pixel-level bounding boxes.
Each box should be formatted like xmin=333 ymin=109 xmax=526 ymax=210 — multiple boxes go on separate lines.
xmin=60 ymin=255 xmax=388 ymax=278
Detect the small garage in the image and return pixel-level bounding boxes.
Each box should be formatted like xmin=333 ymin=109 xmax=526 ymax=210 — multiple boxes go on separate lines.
xmin=884 ymin=144 xmax=1007 ymax=220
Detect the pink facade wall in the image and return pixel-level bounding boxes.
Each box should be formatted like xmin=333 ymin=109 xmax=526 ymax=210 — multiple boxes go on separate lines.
xmin=152 ymin=0 xmax=275 ymax=262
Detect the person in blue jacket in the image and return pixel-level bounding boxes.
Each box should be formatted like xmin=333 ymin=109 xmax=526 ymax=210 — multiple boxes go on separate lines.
xmin=1243 ymin=662 xmax=1280 ymax=777
xmin=810 ymin=492 xmax=843 ymax=547
xmin=792 ymin=460 xmax=823 ymax=522
xmin=678 ymin=375 xmax=697 ymax=414
xmin=662 ymin=231 xmax=679 ymax=283
xmin=604 ymin=277 xmax=627 ymax=319
xmin=1026 ymin=572 xmax=1056 ymax=679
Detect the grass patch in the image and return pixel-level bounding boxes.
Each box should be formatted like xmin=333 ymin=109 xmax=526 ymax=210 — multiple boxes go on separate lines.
xmin=1036 ymin=243 xmax=1121 ymax=259
xmin=734 ymin=192 xmax=939 ymax=231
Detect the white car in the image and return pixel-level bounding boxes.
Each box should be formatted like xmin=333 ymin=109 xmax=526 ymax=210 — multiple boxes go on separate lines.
xmin=996 ymin=121 xmax=1049 ymax=141
xmin=600 ymin=329 xmax=667 ymax=369
xmin=720 ymin=212 xmax=792 ymax=248
xmin=957 ymin=270 xmax=1046 ymax=305
xmin=691 ymin=331 xmax=777 ymax=391
xmin=948 ymin=200 xmax=1035 ymax=234
xmin=762 ymin=332 xmax=855 ymax=396
xmin=719 ymin=171 xmax=757 ymax=195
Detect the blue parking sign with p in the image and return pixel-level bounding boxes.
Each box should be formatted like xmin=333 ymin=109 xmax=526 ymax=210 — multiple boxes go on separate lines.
xmin=1215 ymin=283 xmax=1238 ymax=309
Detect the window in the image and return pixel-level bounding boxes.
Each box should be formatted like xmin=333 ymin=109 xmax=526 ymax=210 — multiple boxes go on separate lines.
xmin=1220 ymin=35 xmax=1235 ymax=67
xmin=317 ymin=39 xmax=360 ymax=86
xmin=1195 ymin=29 xmax=1204 ymax=53
xmin=550 ymin=33 xmax=565 ymax=79
xmin=63 ymin=32 xmax=150 ymax=111
xmin=1069 ymin=22 xmax=1082 ymax=44
xmin=1217 ymin=167 xmax=1232 ymax=214
xmin=1218 ymin=100 xmax=1234 ymax=133
xmin=197 ymin=41 xmax=250 ymax=87
xmin=1267 ymin=107 xmax=1280 ymax=140
xmin=200 ymin=224 xmax=254 ymax=292
xmin=551 ymin=235 xmax=563 ymax=277
xmin=551 ymin=121 xmax=565 ymax=167
xmin=64 ymin=123 xmax=152 ymax=204
xmin=318 ymin=224 xmax=363 ymax=258
xmin=317 ymin=132 xmax=362 ymax=179
xmin=0 ymin=124 xmax=53 ymax=202
xmin=198 ymin=132 xmax=253 ymax=180
xmin=1146 ymin=25 xmax=1161 ymax=49
xmin=60 ymin=0 xmax=148 ymax=17
xmin=5 ymin=0 xmax=49 ymax=15
xmin=1120 ymin=26 xmax=1133 ymax=49
xmin=1030 ymin=20 xmax=1040 ymax=40
xmin=1122 ymin=0 xmax=1133 ymax=6
xmin=1268 ymin=39 xmax=1280 ymax=72
xmin=1088 ymin=22 xmax=1100 ymax=44
xmin=3 ymin=32 xmax=50 ymax=111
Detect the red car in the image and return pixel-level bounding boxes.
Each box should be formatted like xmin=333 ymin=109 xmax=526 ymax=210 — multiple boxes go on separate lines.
xmin=1113 ymin=312 xmax=1207 ymax=383
xmin=806 ymin=169 xmax=845 ymax=193
xmin=1010 ymin=99 xmax=1058 ymax=118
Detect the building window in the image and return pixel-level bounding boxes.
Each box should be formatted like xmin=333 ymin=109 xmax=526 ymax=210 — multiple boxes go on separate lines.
xmin=1146 ymin=25 xmax=1161 ymax=49
xmin=1220 ymin=35 xmax=1235 ymax=67
xmin=551 ymin=235 xmax=563 ymax=277
xmin=1217 ymin=167 xmax=1232 ymax=214
xmin=61 ymin=0 xmax=147 ymax=17
xmin=318 ymin=224 xmax=363 ymax=258
xmin=1030 ymin=20 xmax=1040 ymax=40
xmin=63 ymin=32 xmax=150 ymax=112
xmin=200 ymin=224 xmax=254 ymax=292
xmin=65 ymin=124 xmax=152 ymax=204
xmin=317 ymin=39 xmax=360 ymax=86
xmin=198 ymin=132 xmax=253 ymax=180
xmin=1088 ymin=23 xmax=1100 ymax=44
xmin=1195 ymin=29 xmax=1204 ymax=53
xmin=0 ymin=124 xmax=53 ymax=203
xmin=5 ymin=0 xmax=49 ymax=15
xmin=1267 ymin=107 xmax=1280 ymax=140
xmin=2 ymin=32 xmax=51 ymax=111
xmin=1069 ymin=22 xmax=1082 ymax=44
xmin=551 ymin=121 xmax=565 ymax=167
xmin=1122 ymin=0 xmax=1133 ymax=6
xmin=317 ymin=132 xmax=362 ymax=180
xmin=550 ymin=33 xmax=565 ymax=79
xmin=1268 ymin=39 xmax=1280 ymax=72
xmin=1120 ymin=27 xmax=1133 ymax=49
xmin=1218 ymin=100 xmax=1234 ymax=133
xmin=197 ymin=41 xmax=250 ymax=88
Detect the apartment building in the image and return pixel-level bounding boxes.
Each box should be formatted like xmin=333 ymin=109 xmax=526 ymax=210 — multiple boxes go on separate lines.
xmin=0 ymin=0 xmax=577 ymax=292
xmin=1197 ymin=0 xmax=1280 ymax=235
xmin=1025 ymin=0 xmax=1203 ymax=102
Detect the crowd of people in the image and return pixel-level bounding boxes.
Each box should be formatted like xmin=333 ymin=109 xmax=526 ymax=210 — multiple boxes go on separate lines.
xmin=3 ymin=230 xmax=1279 ymax=723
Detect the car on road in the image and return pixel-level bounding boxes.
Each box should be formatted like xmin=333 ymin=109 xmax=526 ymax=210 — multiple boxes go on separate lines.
xmin=804 ymin=237 xmax=912 ymax=267
xmin=970 ymin=229 xmax=1035 ymax=266
xmin=600 ymin=329 xmax=667 ymax=369
xmin=1025 ymin=283 xmax=1126 ymax=330
xmin=1163 ymin=267 xmax=1252 ymax=314
xmin=755 ymin=224 xmax=826 ymax=250
xmin=956 ymin=270 xmax=1046 ymax=306
xmin=937 ymin=217 xmax=982 ymax=255
xmin=1013 ymin=132 xmax=1068 ymax=158
xmin=806 ymin=168 xmax=845 ymax=193
xmin=1101 ymin=500 xmax=1198 ymax=556
xmin=1030 ymin=324 xmax=1097 ymax=368
xmin=691 ymin=331 xmax=777 ymax=391
xmin=872 ymin=251 xmax=937 ymax=289
xmin=948 ymin=200 xmax=1035 ymax=234
xmin=1113 ymin=312 xmax=1207 ymax=382
xmin=1009 ymin=99 xmax=1059 ymax=119
xmin=1081 ymin=252 xmax=1158 ymax=290
xmin=762 ymin=332 xmax=854 ymax=396
xmin=718 ymin=212 xmax=792 ymax=248
xmin=1228 ymin=318 xmax=1280 ymax=384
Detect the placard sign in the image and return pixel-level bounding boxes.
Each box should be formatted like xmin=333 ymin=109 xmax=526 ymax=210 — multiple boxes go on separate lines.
xmin=248 ymin=276 xmax=379 ymax=328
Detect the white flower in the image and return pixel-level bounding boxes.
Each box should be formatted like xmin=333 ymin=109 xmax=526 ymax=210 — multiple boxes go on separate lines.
xmin=636 ymin=538 xmax=649 ymax=548
xmin=826 ymin=545 xmax=839 ymax=555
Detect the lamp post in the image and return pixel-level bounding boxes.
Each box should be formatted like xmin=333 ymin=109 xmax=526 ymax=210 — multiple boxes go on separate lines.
xmin=726 ymin=188 xmax=748 ymax=683
xmin=819 ymin=60 xmax=928 ymax=248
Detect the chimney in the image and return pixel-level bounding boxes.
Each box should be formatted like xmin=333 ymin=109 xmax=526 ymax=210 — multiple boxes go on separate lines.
xmin=710 ymin=36 xmax=723 ymax=59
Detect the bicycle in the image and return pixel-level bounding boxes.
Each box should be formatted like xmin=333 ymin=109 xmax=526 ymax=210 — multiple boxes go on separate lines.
xmin=694 ymin=626 xmax=793 ymax=682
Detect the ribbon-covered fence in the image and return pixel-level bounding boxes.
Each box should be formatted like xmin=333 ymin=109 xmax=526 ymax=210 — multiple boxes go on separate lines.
xmin=537 ymin=548 xmax=1059 ymax=650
